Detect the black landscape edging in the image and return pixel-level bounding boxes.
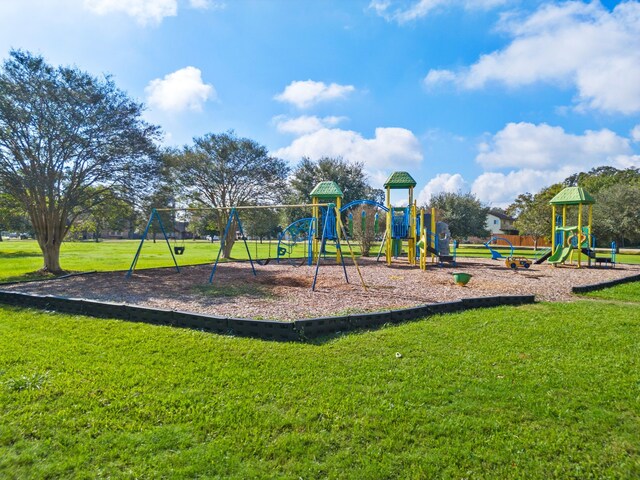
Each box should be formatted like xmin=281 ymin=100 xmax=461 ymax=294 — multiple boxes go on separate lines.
xmin=572 ymin=274 xmax=640 ymax=294
xmin=0 ymin=289 xmax=535 ymax=341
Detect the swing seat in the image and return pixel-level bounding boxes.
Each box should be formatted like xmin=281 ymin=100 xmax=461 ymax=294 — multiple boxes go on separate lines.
xmin=174 ymin=246 xmax=185 ymax=255
xmin=256 ymin=258 xmax=271 ymax=266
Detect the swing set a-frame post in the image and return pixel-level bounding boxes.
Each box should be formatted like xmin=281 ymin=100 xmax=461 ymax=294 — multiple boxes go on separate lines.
xmin=126 ymin=209 xmax=180 ymax=278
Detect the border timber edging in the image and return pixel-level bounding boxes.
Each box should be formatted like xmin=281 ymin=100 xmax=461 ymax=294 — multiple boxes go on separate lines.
xmin=572 ymin=274 xmax=640 ymax=294
xmin=0 ymin=289 xmax=535 ymax=342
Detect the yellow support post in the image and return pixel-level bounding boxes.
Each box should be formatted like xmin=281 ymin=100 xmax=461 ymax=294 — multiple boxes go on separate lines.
xmin=419 ymin=208 xmax=426 ymax=270
xmin=577 ymin=203 xmax=583 ymax=268
xmin=551 ymin=205 xmax=556 ymax=252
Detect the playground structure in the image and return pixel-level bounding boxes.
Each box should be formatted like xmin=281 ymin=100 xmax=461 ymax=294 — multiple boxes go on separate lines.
xmin=378 ymin=171 xmax=456 ymax=269
xmin=546 ymin=186 xmax=615 ymax=268
xmin=127 ymin=172 xmax=460 ymax=293
xmin=483 ymin=236 xmax=531 ymax=269
xmin=127 ymin=202 xmax=367 ymax=291
xmin=309 ymin=181 xmax=344 ymax=264
xmin=278 ymin=174 xmax=457 ymax=270
xmin=383 ymin=171 xmax=418 ymax=266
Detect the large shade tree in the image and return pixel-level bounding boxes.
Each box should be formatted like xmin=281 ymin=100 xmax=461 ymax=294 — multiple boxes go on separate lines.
xmin=593 ymin=183 xmax=640 ymax=247
xmin=286 ymin=156 xmax=383 ymax=225
xmin=506 ymin=184 xmax=563 ymax=249
xmin=428 ymin=191 xmax=490 ymax=240
xmin=0 ymin=50 xmax=160 ymax=273
xmin=171 ymin=131 xmax=289 ymax=258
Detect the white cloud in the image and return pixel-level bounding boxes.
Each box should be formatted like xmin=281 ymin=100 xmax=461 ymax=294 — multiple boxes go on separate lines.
xmin=273 ymin=127 xmax=423 ymax=178
xmin=275 ymin=80 xmax=355 ymax=109
xmin=417 ymin=173 xmax=469 ymax=205
xmin=471 ymin=122 xmax=639 ymax=206
xmin=274 ymin=115 xmax=346 ymax=135
xmin=84 ymin=0 xmax=177 ymax=25
xmin=471 ymin=169 xmax=572 ymax=208
xmin=145 ymin=66 xmax=214 ymax=112
xmin=370 ymin=0 xmax=506 ymax=23
xmin=476 ymin=122 xmax=631 ymax=169
xmin=632 ymin=125 xmax=640 ymax=143
xmin=424 ymin=69 xmax=456 ymax=87
xmin=189 ymin=0 xmax=225 ymax=9
xmin=425 ymin=1 xmax=640 ymax=114
xmin=83 ymin=0 xmax=219 ymax=24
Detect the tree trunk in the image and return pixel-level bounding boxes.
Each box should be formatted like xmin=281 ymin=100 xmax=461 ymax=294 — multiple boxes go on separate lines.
xmin=219 ymin=214 xmax=236 ymax=259
xmin=0 ymin=232 xmax=3 ymax=242
xmin=40 ymin=240 xmax=63 ymax=274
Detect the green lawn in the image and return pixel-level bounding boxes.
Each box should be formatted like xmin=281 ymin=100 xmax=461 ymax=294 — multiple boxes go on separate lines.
xmin=0 ymin=239 xmax=288 ymax=283
xmin=1 ymin=298 xmax=639 ymax=478
xmin=582 ymin=280 xmax=640 ymax=303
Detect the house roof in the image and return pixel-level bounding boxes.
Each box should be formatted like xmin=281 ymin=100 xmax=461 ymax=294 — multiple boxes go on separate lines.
xmin=383 ymin=171 xmax=417 ymax=189
xmin=310 ymin=181 xmax=343 ymax=199
xmin=488 ymin=209 xmax=515 ymax=222
xmin=549 ymin=187 xmax=596 ymax=205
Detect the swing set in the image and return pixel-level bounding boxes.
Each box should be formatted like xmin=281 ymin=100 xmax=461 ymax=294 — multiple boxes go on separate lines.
xmin=126 ymin=203 xmax=367 ymax=291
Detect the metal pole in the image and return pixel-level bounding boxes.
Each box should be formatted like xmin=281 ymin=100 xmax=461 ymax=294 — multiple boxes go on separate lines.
xmin=312 ymin=207 xmax=330 ymax=291
xmin=339 ymin=222 xmax=367 ymax=290
xmin=157 ymin=209 xmax=180 ymax=273
xmin=154 ymin=203 xmax=330 ymax=212
xmin=126 ymin=209 xmax=155 ymax=278
xmin=375 ymin=230 xmax=387 ymax=262
xmin=209 ymin=209 xmax=235 ymax=283
xmin=235 ymin=209 xmax=257 ymax=276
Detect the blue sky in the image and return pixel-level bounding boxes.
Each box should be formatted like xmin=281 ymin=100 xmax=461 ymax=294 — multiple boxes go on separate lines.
xmin=1 ymin=0 xmax=639 ymax=206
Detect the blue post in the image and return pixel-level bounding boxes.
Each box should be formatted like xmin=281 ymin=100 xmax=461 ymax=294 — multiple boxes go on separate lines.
xmin=611 ymin=241 xmax=617 ymax=267
xmin=312 ymin=206 xmax=332 ymax=291
xmin=307 ymin=218 xmax=315 ymax=266
xmin=126 ymin=209 xmax=179 ymax=278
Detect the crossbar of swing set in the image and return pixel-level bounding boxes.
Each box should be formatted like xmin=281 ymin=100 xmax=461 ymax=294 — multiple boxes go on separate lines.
xmin=153 ymin=203 xmax=331 ymax=212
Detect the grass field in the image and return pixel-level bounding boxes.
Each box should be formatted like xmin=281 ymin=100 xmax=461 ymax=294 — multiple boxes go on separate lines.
xmin=0 ymin=239 xmax=283 ymax=283
xmin=1 ymin=239 xmax=639 ymax=283
xmin=1 ymin=287 xmax=639 ymax=478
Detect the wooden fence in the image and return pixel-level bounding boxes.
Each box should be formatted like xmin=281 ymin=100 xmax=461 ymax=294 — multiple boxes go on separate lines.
xmin=489 ymin=235 xmax=551 ymax=248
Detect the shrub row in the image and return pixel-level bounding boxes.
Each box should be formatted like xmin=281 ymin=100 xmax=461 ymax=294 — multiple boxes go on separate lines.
xmin=0 ymin=290 xmax=534 ymax=341
xmin=572 ymin=274 xmax=640 ymax=293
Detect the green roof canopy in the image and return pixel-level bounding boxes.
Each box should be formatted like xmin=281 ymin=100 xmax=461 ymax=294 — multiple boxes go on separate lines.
xmin=549 ymin=187 xmax=596 ymax=206
xmin=310 ymin=181 xmax=343 ymax=199
xmin=383 ymin=171 xmax=417 ymax=189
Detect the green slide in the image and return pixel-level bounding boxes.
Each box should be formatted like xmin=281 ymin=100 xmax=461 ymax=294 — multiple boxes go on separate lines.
xmin=547 ymin=245 xmax=573 ymax=264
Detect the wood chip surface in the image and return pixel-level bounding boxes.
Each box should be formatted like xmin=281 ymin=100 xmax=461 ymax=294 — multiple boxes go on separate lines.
xmin=5 ymin=258 xmax=640 ymax=321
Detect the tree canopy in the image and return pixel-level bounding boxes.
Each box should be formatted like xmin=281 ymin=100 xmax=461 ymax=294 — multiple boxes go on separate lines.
xmin=506 ymin=184 xmax=563 ymax=248
xmin=428 ymin=192 xmax=490 ymax=240
xmin=288 ymin=157 xmax=382 ymax=205
xmin=507 ymin=166 xmax=640 ymax=247
xmin=0 ymin=50 xmax=160 ymax=272
xmin=171 ymin=131 xmax=289 ymax=257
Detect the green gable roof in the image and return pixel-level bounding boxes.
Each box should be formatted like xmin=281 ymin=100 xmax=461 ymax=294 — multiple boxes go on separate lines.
xmin=549 ymin=187 xmax=596 ymax=205
xmin=310 ymin=181 xmax=343 ymax=199
xmin=383 ymin=171 xmax=417 ymax=189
